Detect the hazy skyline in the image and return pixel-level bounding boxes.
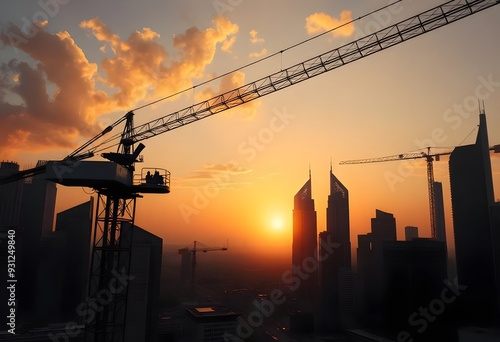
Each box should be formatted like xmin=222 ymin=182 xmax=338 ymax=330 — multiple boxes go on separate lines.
xmin=1 ymin=0 xmax=499 ymax=257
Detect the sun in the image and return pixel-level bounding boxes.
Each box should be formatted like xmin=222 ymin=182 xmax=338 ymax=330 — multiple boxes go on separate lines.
xmin=270 ymin=217 xmax=284 ymax=231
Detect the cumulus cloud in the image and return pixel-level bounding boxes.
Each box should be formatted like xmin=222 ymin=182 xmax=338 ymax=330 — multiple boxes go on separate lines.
xmin=0 ymin=16 xmax=240 ymax=159
xmin=0 ymin=25 xmax=104 ymax=158
xmin=80 ymin=16 xmax=239 ymax=107
xmin=248 ymin=30 xmax=266 ymax=58
xmin=305 ymin=10 xmax=355 ymax=37
xmin=249 ymin=30 xmax=264 ymax=44
xmin=249 ymin=48 xmax=267 ymax=58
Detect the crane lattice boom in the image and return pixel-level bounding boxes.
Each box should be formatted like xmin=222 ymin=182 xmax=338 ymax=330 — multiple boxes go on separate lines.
xmin=339 ymin=151 xmax=434 ymax=165
xmin=1 ymin=0 xmax=498 ymax=186
xmin=85 ymin=0 xmax=500 ymax=155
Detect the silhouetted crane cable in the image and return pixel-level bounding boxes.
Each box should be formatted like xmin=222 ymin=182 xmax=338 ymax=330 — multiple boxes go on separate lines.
xmin=1 ymin=0 xmax=499 ymax=186
xmin=85 ymin=0 xmax=495 ymax=157
xmin=129 ymin=0 xmax=409 ymax=112
xmin=458 ymin=125 xmax=479 ymax=146
xmin=120 ymin=0 xmax=497 ymax=144
xmin=82 ymin=0 xmax=411 ymax=156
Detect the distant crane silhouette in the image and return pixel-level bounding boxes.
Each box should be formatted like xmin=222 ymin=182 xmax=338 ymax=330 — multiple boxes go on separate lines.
xmin=340 ymin=147 xmax=451 ymax=239
xmin=340 ymin=143 xmax=500 ymax=239
xmin=178 ymin=240 xmax=228 ymax=293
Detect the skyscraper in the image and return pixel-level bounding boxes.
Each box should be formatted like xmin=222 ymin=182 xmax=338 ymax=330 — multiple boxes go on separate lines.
xmin=0 ymin=161 xmax=23 ymax=228
xmin=449 ymin=112 xmax=500 ymax=326
xmin=292 ymin=173 xmax=318 ymax=304
xmin=326 ymin=165 xmax=351 ymax=269
xmin=383 ymin=239 xmax=449 ymax=340
xmin=0 ymin=162 xmax=24 ymax=326
xmin=357 ymin=209 xmax=397 ymax=329
xmin=123 ymin=223 xmax=163 ymax=342
xmin=18 ymin=161 xmax=57 ymax=322
xmin=54 ymin=199 xmax=94 ymax=322
xmin=433 ymin=181 xmax=447 ymax=244
xmin=319 ymin=167 xmax=352 ymax=331
xmin=404 ymin=226 xmax=418 ymax=241
xmin=371 ymin=209 xmax=397 ymax=241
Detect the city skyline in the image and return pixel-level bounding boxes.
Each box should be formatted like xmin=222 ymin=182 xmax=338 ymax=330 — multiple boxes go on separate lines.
xmin=0 ymin=1 xmax=499 ymax=255
xmin=1 ymin=114 xmax=500 ymax=339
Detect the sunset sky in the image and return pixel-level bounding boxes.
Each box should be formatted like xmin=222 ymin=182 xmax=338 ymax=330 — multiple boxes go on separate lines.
xmin=1 ymin=0 xmax=500 ymax=261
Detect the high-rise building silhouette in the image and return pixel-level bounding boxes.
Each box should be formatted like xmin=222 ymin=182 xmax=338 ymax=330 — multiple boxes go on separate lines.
xmin=357 ymin=209 xmax=397 ymax=329
xmin=371 ymin=209 xmax=397 ymax=241
xmin=383 ymin=238 xmax=449 ymax=341
xmin=122 ymin=223 xmax=163 ymax=342
xmin=449 ymin=112 xmax=500 ymax=326
xmin=292 ymin=172 xmax=318 ymax=327
xmin=319 ymin=167 xmax=352 ymax=331
xmin=433 ymin=181 xmax=447 ymax=244
xmin=18 ymin=161 xmax=57 ymax=322
xmin=404 ymin=226 xmax=418 ymax=241
xmin=26 ymin=199 xmax=94 ymax=326
xmin=0 ymin=161 xmax=24 ymax=326
xmin=326 ymin=165 xmax=351 ymax=269
xmin=54 ymin=199 xmax=94 ymax=321
xmin=292 ymin=173 xmax=318 ymax=303
xmin=0 ymin=161 xmax=23 ymax=228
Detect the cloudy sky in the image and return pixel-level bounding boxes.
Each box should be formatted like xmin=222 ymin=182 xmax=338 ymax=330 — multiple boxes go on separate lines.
xmin=1 ymin=0 xmax=499 ymax=258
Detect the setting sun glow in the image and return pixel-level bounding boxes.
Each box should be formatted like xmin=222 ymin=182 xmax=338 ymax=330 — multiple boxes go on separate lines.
xmin=271 ymin=217 xmax=285 ymax=231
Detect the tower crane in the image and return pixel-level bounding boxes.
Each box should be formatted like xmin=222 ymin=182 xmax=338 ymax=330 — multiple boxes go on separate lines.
xmin=178 ymin=240 xmax=228 ymax=294
xmin=1 ymin=1 xmax=499 ymax=341
xmin=339 ymin=144 xmax=500 ymax=239
xmin=339 ymin=147 xmax=453 ymax=239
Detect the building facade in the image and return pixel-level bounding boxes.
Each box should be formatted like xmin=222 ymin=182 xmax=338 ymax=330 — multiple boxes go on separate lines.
xmin=292 ymin=175 xmax=318 ymax=304
xmin=449 ymin=113 xmax=500 ymax=326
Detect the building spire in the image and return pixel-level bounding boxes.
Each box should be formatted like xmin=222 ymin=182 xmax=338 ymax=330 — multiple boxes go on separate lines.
xmin=479 ymin=100 xmax=486 ymax=115
xmin=309 ymin=163 xmax=311 ymax=179
xmin=330 ymin=157 xmax=333 ymax=173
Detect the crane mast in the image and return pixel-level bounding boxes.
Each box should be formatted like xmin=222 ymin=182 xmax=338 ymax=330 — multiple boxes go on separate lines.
xmin=426 ymin=152 xmax=437 ymax=240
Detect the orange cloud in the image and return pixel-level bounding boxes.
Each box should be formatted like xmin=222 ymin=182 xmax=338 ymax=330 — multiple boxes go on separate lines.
xmin=305 ymin=10 xmax=355 ymax=37
xmin=0 ymin=25 xmax=103 ymax=158
xmin=249 ymin=30 xmax=265 ymax=44
xmin=0 ymin=17 xmax=240 ymax=159
xmin=249 ymin=48 xmax=267 ymax=58
xmin=175 ymin=162 xmax=252 ymax=189
xmin=80 ymin=16 xmax=239 ymax=106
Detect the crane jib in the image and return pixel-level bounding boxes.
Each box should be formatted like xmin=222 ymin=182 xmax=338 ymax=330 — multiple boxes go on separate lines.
xmin=1 ymin=0 xmax=499 ymax=183
xmin=126 ymin=0 xmax=500 ymax=144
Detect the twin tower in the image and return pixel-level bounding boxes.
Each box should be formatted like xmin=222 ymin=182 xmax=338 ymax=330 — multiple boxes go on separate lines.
xmin=291 ymin=166 xmax=351 ymax=331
